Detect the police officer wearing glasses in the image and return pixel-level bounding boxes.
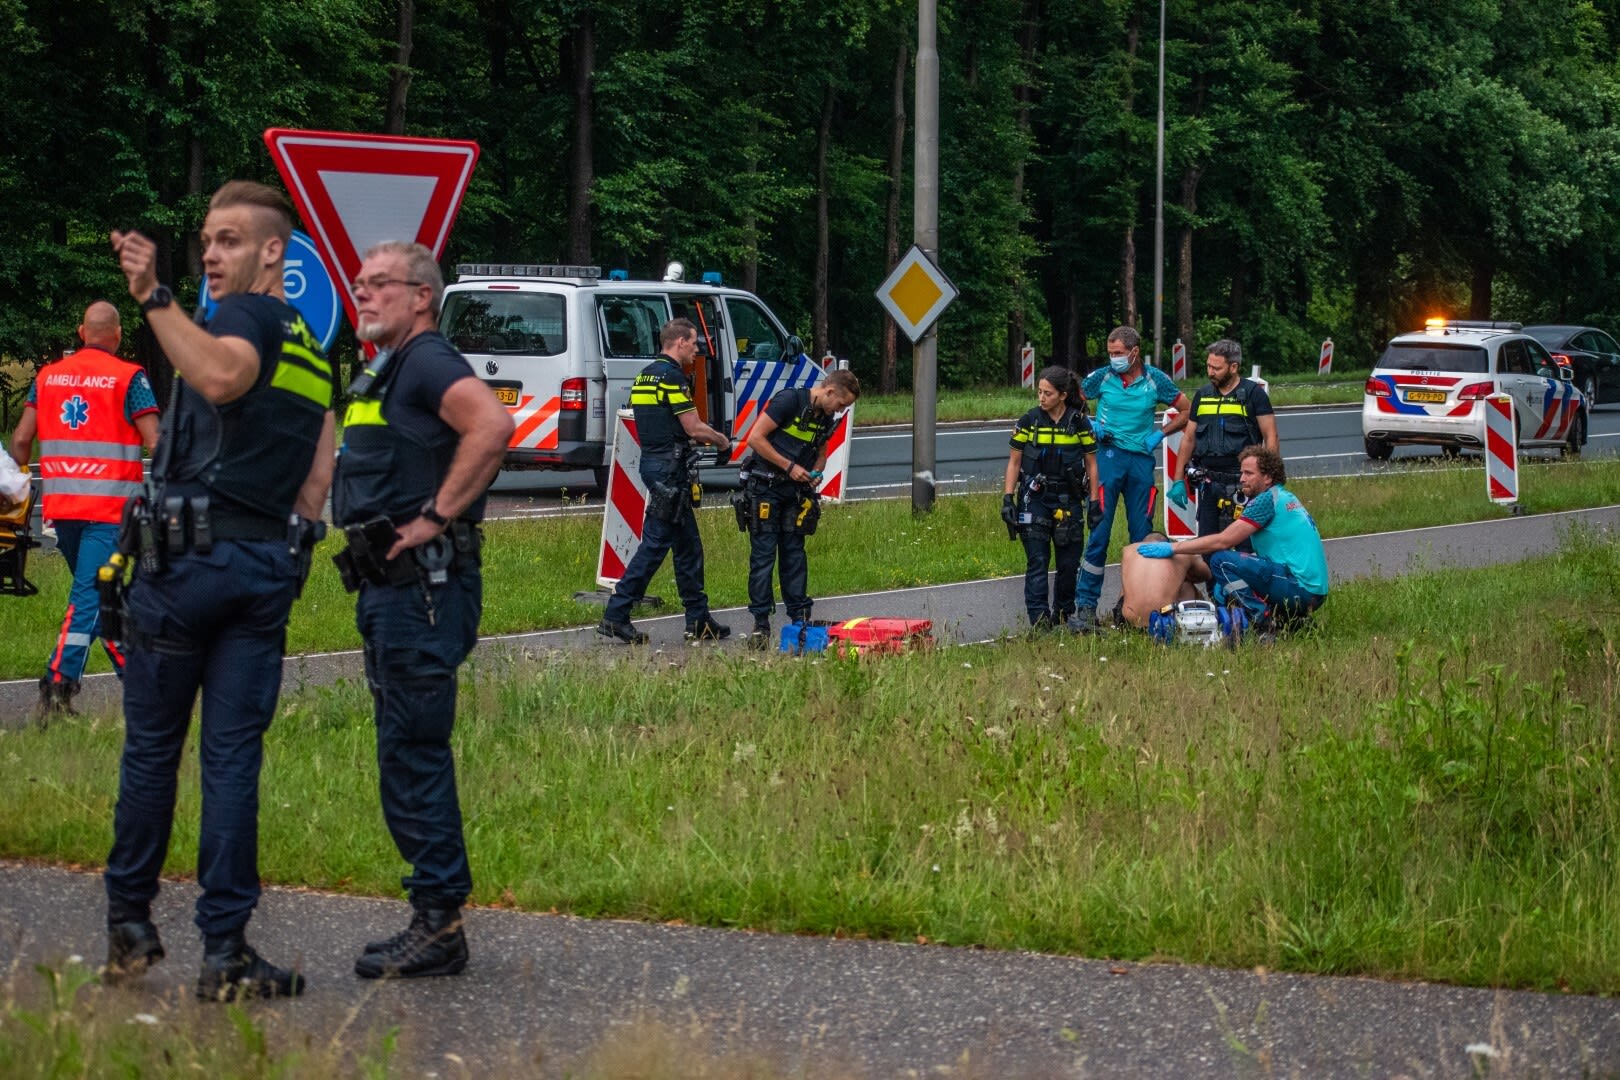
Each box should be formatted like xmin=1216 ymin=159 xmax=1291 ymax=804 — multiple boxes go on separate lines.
xmin=738 ymin=369 xmax=860 ymax=644
xmin=333 ymin=241 xmax=513 ymax=980
xmin=1168 ymin=339 xmax=1278 ymax=538
xmin=104 ymin=180 xmax=336 ymax=1000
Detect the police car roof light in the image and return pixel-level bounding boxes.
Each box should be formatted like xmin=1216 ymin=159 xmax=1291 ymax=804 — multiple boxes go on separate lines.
xmin=608 ymin=269 xmax=630 ymax=281
xmin=663 ymin=261 xmax=685 ymax=283
xmin=701 ymin=270 xmax=722 ymax=285
xmin=456 ymin=263 xmax=603 ymax=281
xmin=1421 ymin=316 xmax=1522 ymax=335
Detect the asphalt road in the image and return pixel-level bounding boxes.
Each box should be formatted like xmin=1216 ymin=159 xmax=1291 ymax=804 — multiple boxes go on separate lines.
xmin=484 ymin=402 xmax=1620 ymax=518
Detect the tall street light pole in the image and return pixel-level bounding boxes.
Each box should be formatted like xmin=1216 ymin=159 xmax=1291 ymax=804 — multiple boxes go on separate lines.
xmin=912 ymin=0 xmax=939 ymax=514
xmin=1151 ymin=0 xmax=1166 ymax=366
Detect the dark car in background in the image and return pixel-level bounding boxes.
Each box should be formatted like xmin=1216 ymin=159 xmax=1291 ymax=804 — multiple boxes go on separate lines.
xmin=1522 ymin=325 xmax=1620 ymax=406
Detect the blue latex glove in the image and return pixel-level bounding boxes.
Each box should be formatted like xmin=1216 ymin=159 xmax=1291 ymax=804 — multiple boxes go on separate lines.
xmin=1145 ymin=429 xmax=1166 ymax=453
xmin=1138 ymin=542 xmax=1175 ymax=559
xmin=1090 ymin=418 xmax=1109 ymax=443
xmin=1168 ymin=480 xmax=1187 ymax=507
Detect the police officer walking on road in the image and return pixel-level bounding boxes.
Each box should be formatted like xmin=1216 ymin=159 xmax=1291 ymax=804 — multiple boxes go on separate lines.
xmin=9 ymin=301 xmax=159 ymax=721
xmin=103 ymin=181 xmax=336 ymax=1000
xmin=1002 ymin=366 xmax=1099 ymax=629
xmin=1070 ymin=326 xmax=1190 ymax=633
xmin=598 ymin=317 xmax=734 ymax=644
xmin=1168 ymin=339 xmax=1278 ymax=537
xmin=739 ymin=369 xmax=860 ymax=644
xmin=333 ymin=241 xmax=512 ymax=980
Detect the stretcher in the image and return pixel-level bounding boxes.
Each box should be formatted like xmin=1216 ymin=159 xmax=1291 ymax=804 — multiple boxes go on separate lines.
xmin=0 ymin=486 xmax=40 ymax=596
xmin=779 ymin=617 xmax=934 ymax=656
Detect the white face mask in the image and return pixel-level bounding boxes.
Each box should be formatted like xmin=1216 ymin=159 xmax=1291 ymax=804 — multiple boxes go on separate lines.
xmin=1108 ymin=354 xmax=1132 ymax=374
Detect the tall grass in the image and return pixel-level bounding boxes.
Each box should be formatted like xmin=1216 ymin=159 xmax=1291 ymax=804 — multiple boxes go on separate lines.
xmin=3 ymin=533 xmax=1619 ymax=992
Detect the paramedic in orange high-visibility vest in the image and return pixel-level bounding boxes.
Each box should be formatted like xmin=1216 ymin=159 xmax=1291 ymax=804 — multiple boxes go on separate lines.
xmin=8 ymin=301 xmax=159 ymax=721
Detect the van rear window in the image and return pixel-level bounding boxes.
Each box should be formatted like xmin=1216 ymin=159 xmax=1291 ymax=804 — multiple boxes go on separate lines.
xmin=1378 ymin=343 xmax=1487 ymax=374
xmin=441 ymin=292 xmax=566 ymax=356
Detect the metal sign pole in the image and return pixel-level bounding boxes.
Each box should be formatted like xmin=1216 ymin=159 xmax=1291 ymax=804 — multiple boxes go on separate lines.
xmin=912 ymin=0 xmax=939 ymax=514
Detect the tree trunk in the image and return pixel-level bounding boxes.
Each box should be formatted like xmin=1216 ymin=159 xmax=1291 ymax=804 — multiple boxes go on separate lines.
xmin=1121 ymin=227 xmax=1138 ymax=329
xmin=1176 ymin=164 xmax=1203 ymax=351
xmin=1118 ymin=17 xmax=1141 ymax=329
xmin=880 ymin=38 xmax=908 ymax=394
xmin=1006 ymin=0 xmax=1040 ymax=384
xmin=813 ymin=81 xmax=835 ymax=361
xmin=385 ymin=0 xmax=414 ymax=135
xmin=565 ymin=9 xmax=595 ymax=264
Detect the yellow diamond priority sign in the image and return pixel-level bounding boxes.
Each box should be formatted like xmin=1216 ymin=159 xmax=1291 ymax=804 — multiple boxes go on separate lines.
xmin=876 ymin=245 xmax=958 ymax=344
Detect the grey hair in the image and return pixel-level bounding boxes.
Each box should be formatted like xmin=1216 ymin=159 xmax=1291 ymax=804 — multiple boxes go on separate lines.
xmin=1107 ymin=325 xmax=1140 ymax=351
xmin=1207 ymin=338 xmax=1242 ymax=364
xmin=362 ymin=241 xmax=445 ymax=315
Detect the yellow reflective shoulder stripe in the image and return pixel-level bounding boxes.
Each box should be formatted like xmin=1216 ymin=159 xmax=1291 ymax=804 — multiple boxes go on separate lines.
xmin=344 ymin=398 xmax=386 ymax=427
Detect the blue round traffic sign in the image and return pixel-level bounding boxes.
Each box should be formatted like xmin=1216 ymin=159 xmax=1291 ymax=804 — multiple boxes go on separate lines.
xmin=196 ymin=230 xmax=342 ymax=350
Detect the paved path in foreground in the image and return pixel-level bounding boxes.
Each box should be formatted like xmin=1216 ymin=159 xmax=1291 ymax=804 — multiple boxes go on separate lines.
xmin=1 ymin=862 xmax=1615 ymax=1077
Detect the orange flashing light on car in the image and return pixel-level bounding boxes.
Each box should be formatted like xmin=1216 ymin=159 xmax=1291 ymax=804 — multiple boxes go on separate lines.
xmin=1424 ymin=317 xmax=1447 ymax=332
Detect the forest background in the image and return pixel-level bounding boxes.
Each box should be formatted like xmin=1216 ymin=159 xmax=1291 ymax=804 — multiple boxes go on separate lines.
xmin=5 ymin=0 xmax=1620 ymax=405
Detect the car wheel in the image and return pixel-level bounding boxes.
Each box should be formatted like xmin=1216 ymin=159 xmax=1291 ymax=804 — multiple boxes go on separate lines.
xmin=1364 ymin=435 xmax=1393 ymax=461
xmin=1562 ymin=411 xmax=1586 ymax=458
xmin=1582 ymin=374 xmax=1597 ymax=406
xmin=593 ymin=463 xmax=611 ymax=492
xmin=1440 ymin=444 xmax=1463 ymax=460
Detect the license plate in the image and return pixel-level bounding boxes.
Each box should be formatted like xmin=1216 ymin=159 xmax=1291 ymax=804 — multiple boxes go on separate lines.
xmin=493 ymin=387 xmax=520 ymax=406
xmin=1404 ymin=390 xmax=1447 ymax=404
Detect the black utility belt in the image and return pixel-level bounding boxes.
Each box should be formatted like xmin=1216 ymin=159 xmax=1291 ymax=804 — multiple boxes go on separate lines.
xmin=332 ymin=516 xmax=482 ymax=592
xmin=1191 ymin=460 xmax=1241 ymax=480
xmin=121 ymin=492 xmax=283 ymax=569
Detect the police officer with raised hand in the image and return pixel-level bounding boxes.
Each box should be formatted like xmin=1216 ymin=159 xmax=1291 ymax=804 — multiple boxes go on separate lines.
xmin=103 ymin=181 xmax=336 ymax=1001
xmin=1002 ymin=365 xmax=1099 ymax=629
xmin=10 ymin=301 xmax=159 ymax=721
xmin=1169 ymin=339 xmax=1277 ymax=537
xmin=598 ymin=317 xmax=734 ymax=644
xmin=333 ymin=241 xmax=513 ymax=980
xmin=1070 ymin=326 xmax=1190 ymax=633
xmin=740 ymin=369 xmax=860 ymax=644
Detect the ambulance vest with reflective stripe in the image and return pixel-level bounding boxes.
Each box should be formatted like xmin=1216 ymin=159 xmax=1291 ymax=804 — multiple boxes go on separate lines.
xmin=1191 ymin=379 xmax=1264 ymax=465
xmin=332 ymin=333 xmax=460 ymax=526
xmin=763 ymin=388 xmax=836 ymax=471
xmin=157 ymin=296 xmax=332 ymax=524
xmin=34 ymin=347 xmax=145 ymax=524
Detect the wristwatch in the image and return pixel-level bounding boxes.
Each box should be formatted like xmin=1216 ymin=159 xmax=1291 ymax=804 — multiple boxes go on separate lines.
xmin=140 ymin=285 xmax=174 ymax=315
xmin=420 ymin=499 xmax=450 ymax=527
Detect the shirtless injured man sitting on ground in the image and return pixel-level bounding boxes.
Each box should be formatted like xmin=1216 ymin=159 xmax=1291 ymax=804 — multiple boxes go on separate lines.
xmin=1116 ymin=532 xmax=1211 ymax=628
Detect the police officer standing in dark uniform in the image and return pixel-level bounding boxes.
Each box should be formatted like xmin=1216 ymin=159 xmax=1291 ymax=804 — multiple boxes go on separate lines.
xmin=1168 ymin=339 xmax=1278 ymax=537
xmin=1002 ymin=366 xmax=1100 ymax=628
xmin=738 ymin=369 xmax=860 ymax=644
xmin=104 ymin=181 xmax=336 ymax=1000
xmin=333 ymin=241 xmax=513 ymax=979
xmin=598 ymin=317 xmax=734 ymax=644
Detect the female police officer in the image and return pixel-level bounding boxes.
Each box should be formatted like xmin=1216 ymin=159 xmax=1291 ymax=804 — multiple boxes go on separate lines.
xmin=1001 ymin=366 xmax=1100 ymax=628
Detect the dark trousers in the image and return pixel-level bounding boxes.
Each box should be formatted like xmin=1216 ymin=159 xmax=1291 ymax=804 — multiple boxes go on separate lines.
xmin=105 ymin=541 xmax=297 ymax=936
xmin=1209 ymin=550 xmax=1326 ymax=622
xmin=605 ymin=462 xmax=709 ymax=623
xmin=357 ymin=562 xmax=481 ymax=909
xmin=747 ymin=480 xmax=811 ymax=622
xmin=1021 ymin=530 xmax=1082 ymax=625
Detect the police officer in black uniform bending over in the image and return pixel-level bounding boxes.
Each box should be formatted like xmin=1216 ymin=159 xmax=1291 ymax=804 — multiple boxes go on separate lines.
xmin=1168 ymin=339 xmax=1278 ymax=537
xmin=334 ymin=241 xmax=513 ymax=979
xmin=739 ymin=369 xmax=860 ymax=643
xmin=598 ymin=317 xmax=734 ymax=644
xmin=104 ymin=181 xmax=336 ymax=1000
xmin=1002 ymin=365 xmax=1100 ymax=628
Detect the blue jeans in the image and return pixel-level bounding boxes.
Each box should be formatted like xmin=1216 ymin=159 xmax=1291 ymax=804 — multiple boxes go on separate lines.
xmin=1208 ymin=550 xmax=1326 ymax=621
xmin=104 ymin=540 xmax=298 ymax=936
xmin=605 ymin=461 xmax=709 ymax=623
xmin=1076 ymin=448 xmax=1157 ymax=611
xmin=357 ymin=561 xmax=481 ymax=908
xmin=46 ymin=520 xmax=125 ymax=684
xmin=747 ymin=480 xmax=811 ymax=621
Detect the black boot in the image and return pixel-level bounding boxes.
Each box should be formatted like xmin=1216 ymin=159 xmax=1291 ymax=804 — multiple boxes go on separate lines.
xmin=746 ymin=617 xmax=771 ymax=649
xmin=195 ymin=933 xmax=306 ymax=1001
xmin=684 ymin=615 xmax=731 ymax=641
xmin=104 ymin=919 xmax=165 ymax=983
xmin=354 ymin=906 xmax=468 ymax=979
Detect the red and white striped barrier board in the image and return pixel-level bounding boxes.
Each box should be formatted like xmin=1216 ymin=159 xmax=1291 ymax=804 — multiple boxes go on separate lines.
xmin=595 ymin=409 xmax=648 ymax=589
xmin=1318 ymin=337 xmax=1334 ymax=376
xmin=1160 ymin=407 xmax=1197 ymax=539
xmin=815 ymin=406 xmax=854 ymax=503
xmin=1484 ymin=394 xmax=1519 ymax=505
xmin=1020 ymin=343 xmax=1035 ymax=388
xmin=1171 ymin=339 xmax=1187 ymax=381
xmin=1249 ymin=364 xmax=1269 ymax=395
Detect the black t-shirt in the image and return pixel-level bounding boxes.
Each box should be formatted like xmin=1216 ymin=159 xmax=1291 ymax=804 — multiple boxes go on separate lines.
xmin=381 ymin=330 xmax=487 ymax=522
xmin=630 ymin=356 xmax=696 ymax=457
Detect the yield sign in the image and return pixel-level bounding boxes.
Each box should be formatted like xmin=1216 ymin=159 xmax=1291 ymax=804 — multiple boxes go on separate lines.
xmin=263 ymin=128 xmax=480 ymax=329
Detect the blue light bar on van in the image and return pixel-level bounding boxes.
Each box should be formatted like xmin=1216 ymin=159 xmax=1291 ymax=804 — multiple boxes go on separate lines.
xmin=701 ymin=270 xmax=722 ymax=285
xmin=455 ymin=263 xmax=603 ymax=280
xmin=608 ymin=269 xmax=629 ymax=281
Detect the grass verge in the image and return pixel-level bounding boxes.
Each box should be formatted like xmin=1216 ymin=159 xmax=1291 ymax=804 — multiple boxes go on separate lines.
xmin=2 ymin=457 xmax=1615 ymax=680
xmin=2 ymin=531 xmax=1619 ymax=993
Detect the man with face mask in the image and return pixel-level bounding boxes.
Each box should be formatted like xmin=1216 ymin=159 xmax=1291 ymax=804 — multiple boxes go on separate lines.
xmin=1069 ymin=326 xmax=1190 ymax=633
xmin=1168 ymin=339 xmax=1278 ymax=538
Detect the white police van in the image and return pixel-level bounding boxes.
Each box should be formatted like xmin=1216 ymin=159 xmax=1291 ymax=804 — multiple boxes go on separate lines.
xmin=1362 ymin=318 xmax=1589 ymax=460
xmin=439 ymin=263 xmax=824 ymax=486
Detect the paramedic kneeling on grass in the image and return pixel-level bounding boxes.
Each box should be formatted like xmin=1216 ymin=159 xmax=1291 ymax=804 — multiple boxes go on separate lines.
xmin=1137 ymin=446 xmax=1328 ymax=633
